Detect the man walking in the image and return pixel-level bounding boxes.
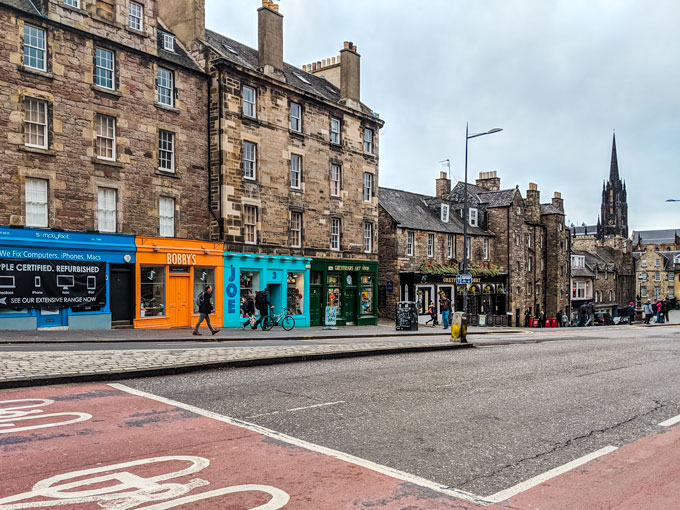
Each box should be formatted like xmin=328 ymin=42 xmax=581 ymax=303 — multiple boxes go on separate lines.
xmin=439 ymin=291 xmax=451 ymax=330
xmin=585 ymin=302 xmax=595 ymax=327
xmin=193 ymin=285 xmax=219 ymax=336
xmin=643 ymin=299 xmax=653 ymax=324
xmin=242 ymin=295 xmax=255 ymax=328
xmin=253 ymin=288 xmax=273 ymax=330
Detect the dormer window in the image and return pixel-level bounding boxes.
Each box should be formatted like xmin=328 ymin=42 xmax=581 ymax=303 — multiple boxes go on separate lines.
xmin=440 ymin=204 xmax=449 ymax=222
xmin=469 ymin=208 xmax=478 ymax=227
xmin=162 ymin=33 xmax=175 ymax=52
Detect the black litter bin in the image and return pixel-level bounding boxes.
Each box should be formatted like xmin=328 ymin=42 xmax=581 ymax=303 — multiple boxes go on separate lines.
xmin=396 ymin=301 xmax=418 ymax=331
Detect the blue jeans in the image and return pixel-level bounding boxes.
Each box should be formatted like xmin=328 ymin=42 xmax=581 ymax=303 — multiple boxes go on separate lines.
xmin=442 ymin=310 xmax=450 ymax=328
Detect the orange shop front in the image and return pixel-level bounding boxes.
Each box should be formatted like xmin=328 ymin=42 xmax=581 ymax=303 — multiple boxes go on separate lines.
xmin=134 ymin=237 xmax=224 ymax=329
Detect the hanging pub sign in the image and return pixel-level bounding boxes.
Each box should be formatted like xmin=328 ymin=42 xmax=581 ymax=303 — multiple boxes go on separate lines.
xmin=0 ymin=258 xmax=106 ymax=310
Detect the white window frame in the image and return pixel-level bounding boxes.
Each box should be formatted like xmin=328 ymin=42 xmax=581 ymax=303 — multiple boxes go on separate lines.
xmin=157 ymin=67 xmax=174 ymax=107
xmin=447 ymin=234 xmax=453 ymax=258
xmin=669 ymin=272 xmax=675 ymax=282
xmin=243 ymin=141 xmax=256 ymax=180
xmin=483 ymin=238 xmax=489 ymax=260
xmin=159 ymin=197 xmax=175 ymax=237
xmin=97 ymin=187 xmax=117 ymax=233
xmin=654 ymin=287 xmax=660 ymax=299
xmin=24 ymin=24 xmax=46 ymax=71
xmin=441 ymin=204 xmax=450 ymax=222
xmin=158 ymin=130 xmax=175 ymax=173
xmin=290 ymin=211 xmax=302 ymax=248
xmin=330 ymin=217 xmax=341 ymax=251
xmin=64 ymin=0 xmax=80 ymax=8
xmin=128 ymin=1 xmax=143 ymax=31
xmin=670 ymin=287 xmax=675 ymax=298
xmin=528 ymin=255 xmax=533 ymax=272
xmin=243 ymin=205 xmax=257 ymax=245
xmin=364 ymin=127 xmax=374 ymax=153
xmin=330 ymin=164 xmax=341 ymax=197
xmin=96 ymin=114 xmax=116 ymax=161
xmin=641 ymin=286 xmax=647 ymax=298
xmin=25 ymin=178 xmax=48 ymax=228
xmin=24 ymin=98 xmax=48 ymax=149
xmin=162 ymin=32 xmax=175 ymax=52
xmin=363 ymin=173 xmax=373 ymax=202
xmin=655 ymin=272 xmax=661 ymax=281
xmin=290 ymin=154 xmax=302 ymax=189
xmin=330 ymin=117 xmax=341 ymax=144
xmin=363 ymin=222 xmax=373 ymax=254
xmin=575 ymin=281 xmax=587 ymax=299
xmin=242 ymin=85 xmax=256 ymax=118
xmin=641 ymin=259 xmax=647 ymax=268
xmin=290 ymin=102 xmax=302 ymax=132
xmin=469 ymin=208 xmax=478 ymax=227
xmin=94 ymin=47 xmax=115 ymax=90
xmin=427 ymin=233 xmax=434 ymax=258
xmin=407 ymin=231 xmax=414 ymax=257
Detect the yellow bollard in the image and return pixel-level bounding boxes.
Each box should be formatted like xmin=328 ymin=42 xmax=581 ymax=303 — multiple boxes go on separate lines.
xmin=450 ymin=311 xmax=467 ymax=342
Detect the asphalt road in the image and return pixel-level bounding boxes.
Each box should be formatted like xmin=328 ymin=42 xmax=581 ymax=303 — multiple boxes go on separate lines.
xmin=120 ymin=326 xmax=680 ymax=498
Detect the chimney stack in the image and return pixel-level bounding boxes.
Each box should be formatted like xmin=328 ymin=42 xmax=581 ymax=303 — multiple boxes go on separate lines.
xmin=525 ymin=183 xmax=541 ymax=223
xmin=340 ymin=41 xmax=360 ymax=110
xmin=258 ymin=0 xmax=285 ymax=81
xmin=552 ymin=191 xmax=564 ymax=212
xmin=475 ymin=171 xmax=501 ymax=191
xmin=158 ymin=0 xmax=205 ymax=46
xmin=436 ymin=171 xmax=451 ymax=198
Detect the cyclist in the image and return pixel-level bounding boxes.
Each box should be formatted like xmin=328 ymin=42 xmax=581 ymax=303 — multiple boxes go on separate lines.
xmin=252 ymin=288 xmax=273 ymax=330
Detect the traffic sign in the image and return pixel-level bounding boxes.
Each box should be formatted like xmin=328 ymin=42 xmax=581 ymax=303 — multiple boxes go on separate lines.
xmin=456 ymin=274 xmax=473 ymax=285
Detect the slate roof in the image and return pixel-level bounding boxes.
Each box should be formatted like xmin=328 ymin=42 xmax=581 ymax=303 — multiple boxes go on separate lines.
xmin=540 ymin=203 xmax=564 ymax=215
xmin=205 ymin=30 xmax=379 ymax=118
xmin=449 ymin=182 xmax=517 ymax=208
xmin=632 ymin=229 xmax=680 ymax=246
xmin=572 ymin=267 xmax=595 ymax=278
xmin=379 ymin=187 xmax=490 ymax=236
xmin=1 ymin=0 xmax=42 ymax=15
xmin=156 ymin=25 xmax=202 ymax=73
xmin=660 ymin=251 xmax=680 ymax=270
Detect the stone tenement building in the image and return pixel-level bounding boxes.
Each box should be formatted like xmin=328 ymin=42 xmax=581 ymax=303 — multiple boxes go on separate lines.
xmin=0 ymin=0 xmax=210 ymax=238
xmin=164 ymin=0 xmax=384 ymax=327
xmin=632 ymin=229 xmax=680 ymax=303
xmin=572 ymin=134 xmax=635 ymax=316
xmin=379 ymin=171 xmax=570 ymax=327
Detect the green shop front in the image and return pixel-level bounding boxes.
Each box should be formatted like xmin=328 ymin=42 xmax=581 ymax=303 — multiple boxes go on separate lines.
xmin=310 ymin=259 xmax=378 ymax=326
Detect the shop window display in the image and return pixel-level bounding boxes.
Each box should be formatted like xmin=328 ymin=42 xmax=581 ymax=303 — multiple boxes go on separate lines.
xmin=240 ymin=271 xmax=259 ymax=314
xmin=193 ymin=267 xmax=215 ymax=313
xmin=287 ymin=272 xmax=305 ymax=315
xmin=327 ymin=274 xmax=341 ymax=316
xmin=140 ymin=267 xmax=165 ymax=317
xmin=360 ymin=275 xmax=374 ymax=315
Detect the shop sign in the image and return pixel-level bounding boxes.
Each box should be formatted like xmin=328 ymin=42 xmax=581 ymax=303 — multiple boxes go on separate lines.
xmin=328 ymin=265 xmax=372 ymax=272
xmin=167 ymin=253 xmax=197 ymax=266
xmin=325 ymin=306 xmax=337 ymax=326
xmin=386 ymin=281 xmax=393 ymax=292
xmin=0 ymin=259 xmax=106 ymax=310
xmin=225 ymin=266 xmax=238 ymax=314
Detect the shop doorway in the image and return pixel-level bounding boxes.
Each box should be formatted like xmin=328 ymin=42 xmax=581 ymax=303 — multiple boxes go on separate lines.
xmin=343 ymin=289 xmax=357 ymax=325
xmin=110 ymin=264 xmax=134 ymax=326
xmin=267 ymin=283 xmax=282 ymax=314
xmin=37 ymin=308 xmax=67 ymax=329
xmin=310 ymin=286 xmax=322 ymax=326
xmin=168 ymin=276 xmax=191 ymax=327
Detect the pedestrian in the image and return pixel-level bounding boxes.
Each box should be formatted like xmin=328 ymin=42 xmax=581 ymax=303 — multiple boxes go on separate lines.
xmin=242 ymin=295 xmax=255 ymax=328
xmin=538 ymin=310 xmax=545 ymax=328
xmin=439 ymin=292 xmax=451 ymax=329
xmin=585 ymin=302 xmax=595 ymax=327
xmin=556 ymin=310 xmax=562 ymax=327
xmin=663 ymin=297 xmax=671 ymax=323
xmin=578 ymin=303 xmax=587 ymax=327
xmin=252 ymin=288 xmax=273 ymax=330
xmin=524 ymin=309 xmax=531 ymax=327
xmin=643 ymin=299 xmax=653 ymax=324
xmin=627 ymin=301 xmax=635 ymax=325
xmin=655 ymin=299 xmax=664 ymax=324
xmin=193 ymin=285 xmax=219 ymax=336
xmin=561 ymin=310 xmax=569 ymax=327
xmin=424 ymin=302 xmax=438 ymax=327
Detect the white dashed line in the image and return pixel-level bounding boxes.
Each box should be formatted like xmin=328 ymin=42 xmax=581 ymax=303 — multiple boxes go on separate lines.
xmin=659 ymin=414 xmax=680 ymax=427
xmin=246 ymin=401 xmax=346 ymax=419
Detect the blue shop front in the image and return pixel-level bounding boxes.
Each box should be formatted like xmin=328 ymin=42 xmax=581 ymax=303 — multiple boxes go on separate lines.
xmin=0 ymin=227 xmax=136 ymax=330
xmin=223 ymin=252 xmax=311 ymax=328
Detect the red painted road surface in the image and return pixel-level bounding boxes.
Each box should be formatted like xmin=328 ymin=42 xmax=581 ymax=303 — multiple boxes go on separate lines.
xmin=1 ymin=383 xmax=678 ymax=509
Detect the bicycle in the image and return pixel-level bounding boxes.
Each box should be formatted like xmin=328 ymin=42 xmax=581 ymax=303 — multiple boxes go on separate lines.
xmin=262 ymin=309 xmax=295 ymax=331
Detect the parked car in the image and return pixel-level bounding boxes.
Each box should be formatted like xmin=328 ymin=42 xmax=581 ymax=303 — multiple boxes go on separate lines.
xmin=594 ymin=312 xmax=615 ymax=326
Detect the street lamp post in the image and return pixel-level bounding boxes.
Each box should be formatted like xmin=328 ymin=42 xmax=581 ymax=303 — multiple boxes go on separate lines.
xmin=462 ymin=124 xmax=503 ymax=316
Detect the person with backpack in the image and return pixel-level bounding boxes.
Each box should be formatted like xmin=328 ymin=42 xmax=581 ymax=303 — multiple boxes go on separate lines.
xmin=252 ymin=288 xmax=273 ymax=330
xmin=193 ymin=285 xmax=219 ymax=336
xmin=627 ymin=301 xmax=635 ymax=325
xmin=663 ymin=297 xmax=671 ymax=323
xmin=424 ymin=302 xmax=438 ymax=327
xmin=242 ymin=295 xmax=255 ymax=329
xmin=643 ymin=299 xmax=653 ymax=324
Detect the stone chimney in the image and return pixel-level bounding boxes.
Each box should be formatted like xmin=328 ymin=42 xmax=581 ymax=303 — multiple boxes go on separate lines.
xmin=475 ymin=171 xmax=501 ymax=191
xmin=436 ymin=171 xmax=451 ymax=198
xmin=340 ymin=41 xmax=360 ymax=110
xmin=258 ymin=0 xmax=285 ymax=81
xmin=158 ymin=0 xmax=205 ymax=45
xmin=525 ymin=183 xmax=541 ymax=223
xmin=552 ymin=191 xmax=564 ymax=212
xmin=304 ymin=55 xmax=341 ymax=88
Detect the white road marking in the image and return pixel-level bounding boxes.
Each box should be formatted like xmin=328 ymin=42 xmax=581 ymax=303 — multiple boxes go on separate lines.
xmin=245 ymin=401 xmax=345 ymax=419
xmin=109 ymin=383 xmax=488 ymax=505
xmin=483 ymin=445 xmax=618 ymax=503
xmin=659 ymin=414 xmax=680 ymax=427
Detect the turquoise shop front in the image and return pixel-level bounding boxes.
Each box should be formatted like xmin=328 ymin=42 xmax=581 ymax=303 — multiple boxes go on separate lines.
xmin=223 ymin=252 xmax=311 ymax=328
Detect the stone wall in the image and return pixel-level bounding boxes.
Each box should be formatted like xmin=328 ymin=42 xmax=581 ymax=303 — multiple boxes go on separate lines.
xmin=0 ymin=4 xmax=210 ymax=238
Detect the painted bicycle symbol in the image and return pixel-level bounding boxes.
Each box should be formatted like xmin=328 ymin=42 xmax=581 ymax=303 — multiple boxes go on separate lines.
xmin=0 ymin=399 xmax=91 ymax=434
xmin=0 ymin=456 xmax=290 ymax=509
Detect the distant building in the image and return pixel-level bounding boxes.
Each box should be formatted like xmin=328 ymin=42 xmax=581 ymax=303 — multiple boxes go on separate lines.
xmin=632 ymin=229 xmax=680 ymax=302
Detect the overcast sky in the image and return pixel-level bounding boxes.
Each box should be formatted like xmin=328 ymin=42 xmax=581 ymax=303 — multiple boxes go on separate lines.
xmin=205 ymin=0 xmax=680 ymax=232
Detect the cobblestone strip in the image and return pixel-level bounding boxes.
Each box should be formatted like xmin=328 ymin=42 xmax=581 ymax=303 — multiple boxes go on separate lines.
xmin=0 ymin=340 xmax=467 ymax=385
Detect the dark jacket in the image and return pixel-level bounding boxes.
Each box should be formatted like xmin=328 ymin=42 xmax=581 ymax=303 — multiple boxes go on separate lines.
xmin=198 ymin=291 xmax=213 ymax=315
xmin=439 ymin=298 xmax=451 ymax=312
xmin=255 ymin=291 xmax=271 ymax=311
xmin=243 ymin=298 xmax=255 ymax=316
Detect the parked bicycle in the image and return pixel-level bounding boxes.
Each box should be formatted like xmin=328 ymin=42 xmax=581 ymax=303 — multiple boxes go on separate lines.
xmin=262 ymin=309 xmax=295 ymax=331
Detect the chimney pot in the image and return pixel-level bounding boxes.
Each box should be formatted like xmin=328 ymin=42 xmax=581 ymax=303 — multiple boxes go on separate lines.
xmin=554 ymin=191 xmax=561 ymax=199
xmin=344 ymin=41 xmax=350 ymax=49
xmin=258 ymin=0 xmax=284 ymax=77
xmin=529 ymin=183 xmax=538 ymax=191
